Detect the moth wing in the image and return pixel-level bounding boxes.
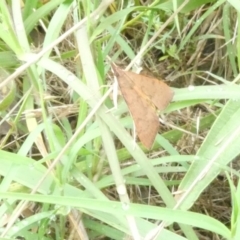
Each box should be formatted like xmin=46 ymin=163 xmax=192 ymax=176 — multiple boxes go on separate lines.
xmin=125 ymin=71 xmax=174 ymax=111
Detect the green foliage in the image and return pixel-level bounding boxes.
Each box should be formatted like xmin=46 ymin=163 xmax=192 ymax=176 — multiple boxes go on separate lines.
xmin=0 ymin=0 xmax=239 ymax=239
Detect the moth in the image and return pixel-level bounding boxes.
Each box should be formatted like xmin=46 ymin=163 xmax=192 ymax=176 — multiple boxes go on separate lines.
xmin=112 ymin=65 xmax=174 ymax=149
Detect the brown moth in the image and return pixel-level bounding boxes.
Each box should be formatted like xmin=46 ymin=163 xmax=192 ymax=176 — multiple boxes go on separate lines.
xmin=112 ymin=65 xmax=174 ymax=149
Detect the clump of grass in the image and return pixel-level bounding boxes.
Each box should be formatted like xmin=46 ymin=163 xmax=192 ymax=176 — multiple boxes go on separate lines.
xmin=0 ymin=0 xmax=240 ymax=239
